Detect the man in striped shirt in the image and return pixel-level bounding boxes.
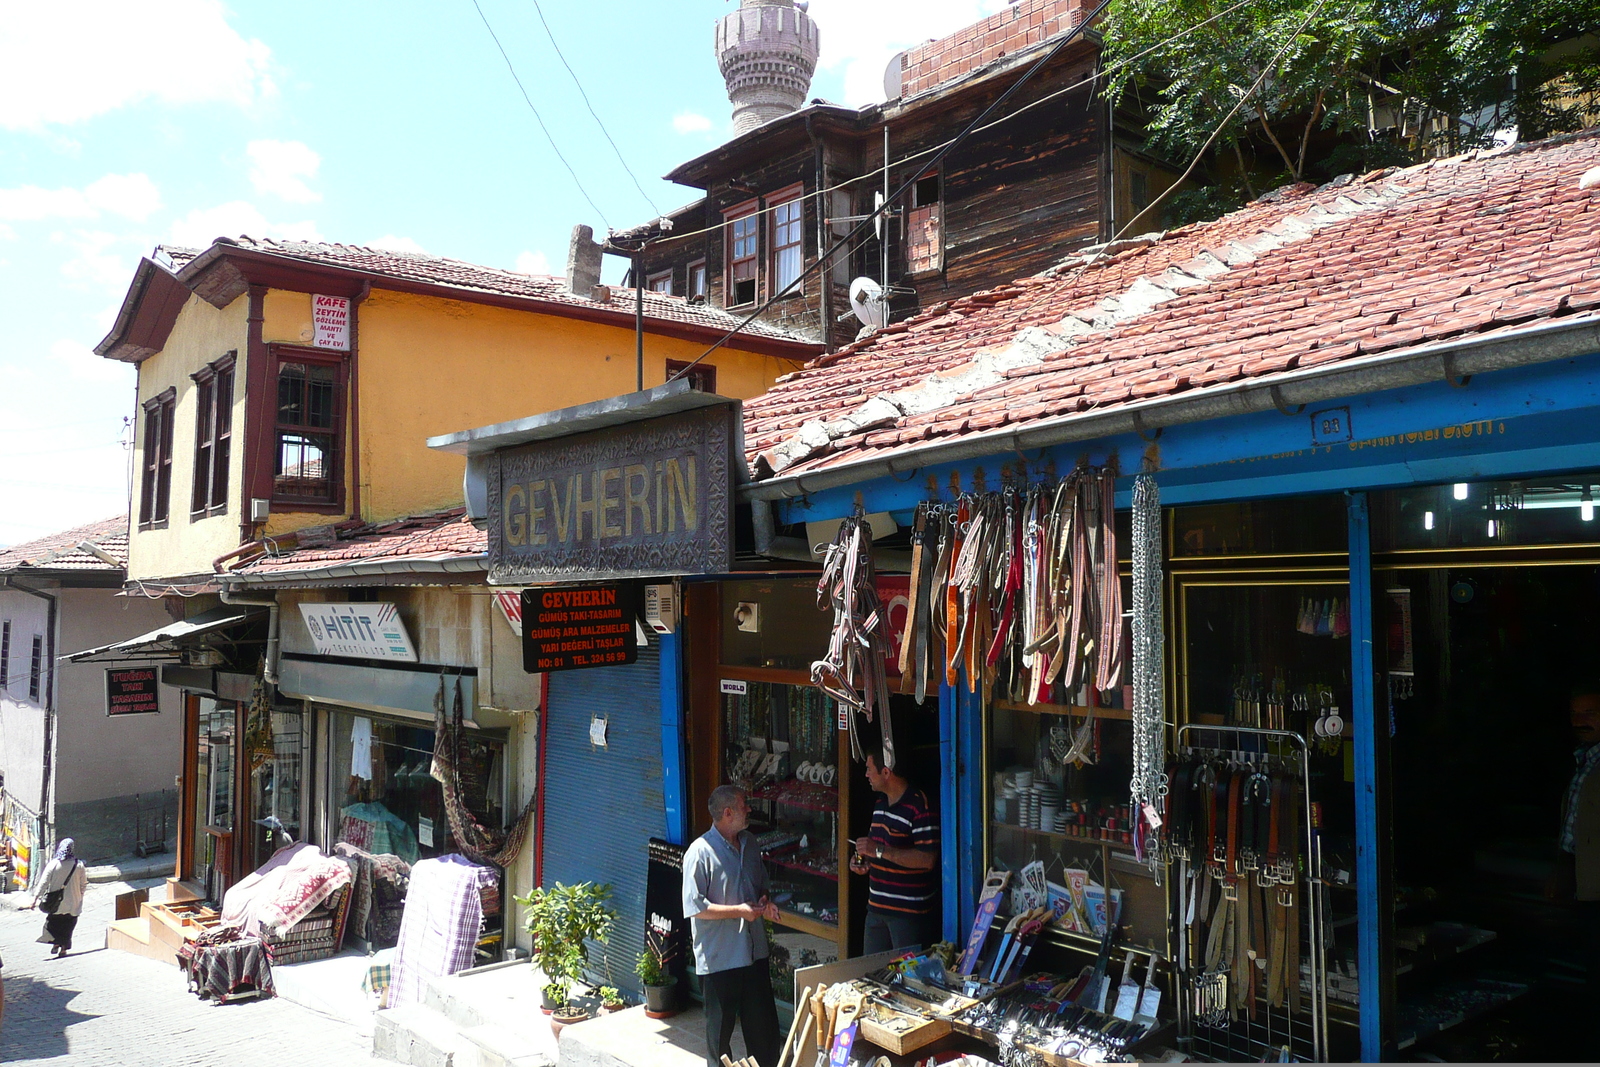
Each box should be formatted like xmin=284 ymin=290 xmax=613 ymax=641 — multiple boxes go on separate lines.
xmin=851 ymin=754 xmax=939 ymax=954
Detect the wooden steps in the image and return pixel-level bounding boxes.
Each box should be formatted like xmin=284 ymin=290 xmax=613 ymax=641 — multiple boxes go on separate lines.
xmin=104 ymin=884 xmax=218 ymax=967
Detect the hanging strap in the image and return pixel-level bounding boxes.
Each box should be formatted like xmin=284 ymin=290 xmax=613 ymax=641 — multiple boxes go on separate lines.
xmin=897 ymin=508 xmax=928 ymax=688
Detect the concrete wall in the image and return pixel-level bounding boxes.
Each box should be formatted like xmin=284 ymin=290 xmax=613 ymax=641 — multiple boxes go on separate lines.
xmin=53 ymin=587 xmax=179 ymax=804
xmin=0 ymin=588 xmax=52 ymax=819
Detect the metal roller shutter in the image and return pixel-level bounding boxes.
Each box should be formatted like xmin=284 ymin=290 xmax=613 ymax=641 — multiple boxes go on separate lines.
xmin=541 ymin=644 xmax=664 ymax=993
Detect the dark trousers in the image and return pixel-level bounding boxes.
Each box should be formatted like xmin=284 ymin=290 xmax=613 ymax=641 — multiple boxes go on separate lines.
xmin=862 ymin=909 xmax=934 ymax=956
xmin=41 ymin=913 xmax=78 ymax=951
xmin=703 ymin=960 xmax=781 ymax=1067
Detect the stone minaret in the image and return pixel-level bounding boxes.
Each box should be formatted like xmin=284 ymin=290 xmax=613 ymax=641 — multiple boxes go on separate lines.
xmin=716 ymin=0 xmax=821 ymax=134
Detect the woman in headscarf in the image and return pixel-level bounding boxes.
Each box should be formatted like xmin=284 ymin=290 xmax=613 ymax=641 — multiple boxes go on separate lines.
xmin=29 ymin=838 xmax=88 ymax=957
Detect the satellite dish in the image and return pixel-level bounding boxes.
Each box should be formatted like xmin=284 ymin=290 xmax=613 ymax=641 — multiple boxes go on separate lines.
xmin=849 ymin=277 xmax=888 ymax=329
xmin=873 ymin=191 xmax=886 ymax=240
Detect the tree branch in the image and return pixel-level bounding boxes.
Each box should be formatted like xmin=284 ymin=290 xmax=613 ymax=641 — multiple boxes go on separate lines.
xmin=1297 ymin=87 xmax=1328 ymax=177
xmin=1255 ymin=101 xmax=1300 ymax=179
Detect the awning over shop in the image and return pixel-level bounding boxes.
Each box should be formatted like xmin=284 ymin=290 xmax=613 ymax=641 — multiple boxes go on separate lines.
xmin=278 ymin=654 xmax=475 ymax=723
xmin=66 ymin=604 xmax=266 ymax=664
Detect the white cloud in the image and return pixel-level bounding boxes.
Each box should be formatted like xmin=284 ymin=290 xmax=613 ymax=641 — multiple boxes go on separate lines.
xmin=0 ymin=173 xmax=161 ymax=222
xmin=56 ymin=230 xmax=134 ymax=293
xmin=49 ymin=337 xmax=131 ymax=385
xmin=515 ymin=250 xmax=552 ymax=276
xmin=0 ymin=0 xmax=275 ymax=131
xmin=168 ymin=201 xmax=323 ymax=247
xmin=247 ymin=139 xmax=322 ymax=203
xmin=672 ymin=111 xmax=714 ymax=135
xmin=367 ymin=234 xmax=425 ymax=254
xmin=805 ymin=0 xmax=1009 ymax=106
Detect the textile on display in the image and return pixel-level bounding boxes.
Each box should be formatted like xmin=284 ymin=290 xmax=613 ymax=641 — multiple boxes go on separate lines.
xmin=335 ymin=841 xmax=412 ymax=947
xmin=385 ymin=853 xmax=495 ymax=1008
xmin=179 ymin=924 xmax=275 ymax=1003
xmin=340 ymin=801 xmax=420 ymax=864
xmin=220 ymin=842 xmax=353 ymax=936
xmin=429 ymin=677 xmax=534 ymax=867
xmin=351 ymin=716 xmax=374 ymax=781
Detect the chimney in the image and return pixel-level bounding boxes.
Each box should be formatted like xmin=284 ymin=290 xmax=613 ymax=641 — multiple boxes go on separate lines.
xmin=565 ymin=224 xmax=604 ymax=296
xmin=716 ymin=0 xmax=821 ymax=135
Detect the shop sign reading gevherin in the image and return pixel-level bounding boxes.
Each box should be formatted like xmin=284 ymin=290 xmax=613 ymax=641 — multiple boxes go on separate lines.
xmin=487 ymin=406 xmax=734 ymax=584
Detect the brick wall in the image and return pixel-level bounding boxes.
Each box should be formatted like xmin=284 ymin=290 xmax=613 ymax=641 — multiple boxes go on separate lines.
xmin=898 ymin=0 xmax=1084 ymax=98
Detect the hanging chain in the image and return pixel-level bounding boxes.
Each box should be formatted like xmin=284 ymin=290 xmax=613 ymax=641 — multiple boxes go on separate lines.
xmin=1130 ymin=473 xmax=1168 ymax=880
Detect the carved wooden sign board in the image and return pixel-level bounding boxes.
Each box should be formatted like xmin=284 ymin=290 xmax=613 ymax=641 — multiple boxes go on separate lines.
xmin=487 ymin=404 xmax=735 ymax=584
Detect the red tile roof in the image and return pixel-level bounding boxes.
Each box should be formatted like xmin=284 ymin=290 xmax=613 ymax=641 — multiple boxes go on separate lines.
xmin=0 ymin=516 xmax=127 ymax=573
xmin=745 ymin=130 xmax=1600 ymax=479
xmin=229 ymin=508 xmax=485 ymax=581
xmin=159 ymin=237 xmax=813 ymax=346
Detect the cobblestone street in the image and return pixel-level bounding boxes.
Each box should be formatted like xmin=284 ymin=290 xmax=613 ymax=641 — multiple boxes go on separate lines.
xmin=0 ymin=879 xmax=371 ymax=1066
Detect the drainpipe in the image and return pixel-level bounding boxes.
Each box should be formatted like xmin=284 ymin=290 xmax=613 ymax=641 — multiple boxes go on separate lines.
xmin=348 ymin=281 xmax=372 ymax=523
xmin=219 ymin=587 xmax=280 ymax=687
xmin=5 ymin=579 xmax=58 ymax=848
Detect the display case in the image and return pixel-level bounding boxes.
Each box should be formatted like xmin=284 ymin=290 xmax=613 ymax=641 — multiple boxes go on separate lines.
xmin=987 ymin=693 xmax=1168 ymax=954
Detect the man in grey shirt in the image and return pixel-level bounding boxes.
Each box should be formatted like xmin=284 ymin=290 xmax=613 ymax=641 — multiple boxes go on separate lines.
xmin=682 ymin=784 xmax=781 ymax=1067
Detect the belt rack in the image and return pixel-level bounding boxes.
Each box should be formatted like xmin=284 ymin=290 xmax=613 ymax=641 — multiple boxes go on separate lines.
xmin=1169 ymin=724 xmax=1329 ymax=1063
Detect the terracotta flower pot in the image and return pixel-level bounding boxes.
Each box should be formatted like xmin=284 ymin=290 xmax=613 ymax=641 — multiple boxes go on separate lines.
xmin=551 ymin=1007 xmax=590 ymax=1037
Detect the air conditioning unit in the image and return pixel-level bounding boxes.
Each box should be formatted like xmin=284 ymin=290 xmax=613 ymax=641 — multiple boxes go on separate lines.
xmin=644 ymin=584 xmax=677 ymax=634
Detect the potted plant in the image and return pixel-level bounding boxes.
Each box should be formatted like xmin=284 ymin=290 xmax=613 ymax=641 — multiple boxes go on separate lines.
xmin=514 ymin=881 xmax=616 ymax=1034
xmin=636 ymin=925 xmax=680 ymax=1018
xmin=597 ymin=985 xmax=626 ymax=1014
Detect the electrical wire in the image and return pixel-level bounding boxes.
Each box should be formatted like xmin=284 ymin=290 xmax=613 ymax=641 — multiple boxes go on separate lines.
xmin=471 ymin=0 xmax=611 ymax=228
xmin=647 ymin=0 xmax=1253 ymax=249
xmin=667 ymin=0 xmax=1118 ymax=385
xmin=528 ymin=0 xmax=662 ymax=218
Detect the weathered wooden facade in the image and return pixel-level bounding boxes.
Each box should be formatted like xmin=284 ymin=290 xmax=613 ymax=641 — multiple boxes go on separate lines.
xmin=617 ymin=5 xmax=1183 ymax=352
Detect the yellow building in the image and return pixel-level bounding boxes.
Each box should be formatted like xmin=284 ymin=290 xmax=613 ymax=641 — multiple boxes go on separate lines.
xmin=97 ymin=235 xmax=819 ymax=589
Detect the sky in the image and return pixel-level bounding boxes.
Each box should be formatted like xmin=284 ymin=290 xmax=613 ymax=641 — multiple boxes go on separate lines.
xmin=0 ymin=0 xmax=1010 ymax=548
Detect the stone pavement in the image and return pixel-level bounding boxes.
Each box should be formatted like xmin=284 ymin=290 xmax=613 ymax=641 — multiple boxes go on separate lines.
xmin=0 ymin=878 xmax=372 ymax=1065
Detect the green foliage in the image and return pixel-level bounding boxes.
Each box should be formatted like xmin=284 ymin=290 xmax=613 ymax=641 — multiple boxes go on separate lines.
xmin=515 ymin=881 xmax=615 ymax=1008
xmin=1103 ymin=0 xmax=1600 ymax=223
xmin=598 ymin=985 xmax=624 ymax=1008
xmin=635 ymin=924 xmax=679 ymax=987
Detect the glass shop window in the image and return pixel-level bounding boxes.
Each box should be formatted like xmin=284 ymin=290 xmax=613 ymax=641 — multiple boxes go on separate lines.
xmin=193 ymin=698 xmax=235 ymax=902
xmin=1171 ymin=495 xmax=1348 ymax=558
xmin=719 ymin=579 xmax=834 ymax=670
xmin=329 ymin=711 xmax=505 ymax=865
xmin=247 ymin=707 xmax=304 ymax=871
xmin=1374 ymin=474 xmax=1600 ymax=551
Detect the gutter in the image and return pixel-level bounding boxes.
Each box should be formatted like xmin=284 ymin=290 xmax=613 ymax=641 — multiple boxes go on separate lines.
xmin=743 ymin=314 xmax=1600 ymax=502
xmin=218 ymin=588 xmax=281 ymax=687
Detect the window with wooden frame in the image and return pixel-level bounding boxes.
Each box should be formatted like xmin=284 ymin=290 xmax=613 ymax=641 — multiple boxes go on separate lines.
xmin=271 ymin=346 xmax=346 ymax=508
xmin=770 ymin=191 xmax=804 ymax=293
xmin=138 ymin=387 xmax=176 ymax=528
xmin=688 ymin=259 xmax=707 ymax=302
xmin=726 ymin=207 xmax=759 ymax=307
xmin=907 ymin=172 xmax=943 ymax=274
xmin=665 ymin=359 xmax=717 ymax=394
xmin=646 ymin=269 xmax=673 ymax=294
xmin=0 ymin=620 xmax=10 ymax=689
xmin=28 ymin=634 xmax=43 ymax=702
xmin=191 ymin=352 xmax=235 ymax=517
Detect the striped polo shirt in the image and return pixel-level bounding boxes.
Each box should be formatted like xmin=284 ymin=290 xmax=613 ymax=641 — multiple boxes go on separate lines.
xmin=867 ymin=787 xmax=939 ymax=916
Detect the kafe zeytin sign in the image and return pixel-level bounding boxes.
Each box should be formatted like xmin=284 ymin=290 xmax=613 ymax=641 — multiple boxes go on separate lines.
xmin=487 ymin=406 xmax=734 ymax=584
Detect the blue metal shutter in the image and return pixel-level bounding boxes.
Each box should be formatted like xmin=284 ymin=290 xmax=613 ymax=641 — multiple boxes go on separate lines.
xmin=541 ymin=644 xmax=664 ymax=993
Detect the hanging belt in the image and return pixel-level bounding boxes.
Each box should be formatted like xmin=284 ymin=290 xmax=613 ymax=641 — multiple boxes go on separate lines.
xmin=897 ymin=509 xmax=928 ymax=690
xmin=944 ymin=502 xmax=966 ymax=686
xmin=1225 ymin=770 xmax=1243 ymax=879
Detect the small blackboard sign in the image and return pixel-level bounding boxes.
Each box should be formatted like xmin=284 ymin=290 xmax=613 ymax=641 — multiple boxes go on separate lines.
xmin=520 ymin=583 xmax=639 ymax=673
xmin=106 ymin=666 xmax=161 ymax=715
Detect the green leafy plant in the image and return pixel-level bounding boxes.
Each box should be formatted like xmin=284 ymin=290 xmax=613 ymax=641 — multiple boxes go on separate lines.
xmin=514 ymin=881 xmax=616 ymax=1011
xmin=598 ymin=985 xmax=625 ymax=1009
xmin=635 ymin=924 xmax=679 ymax=987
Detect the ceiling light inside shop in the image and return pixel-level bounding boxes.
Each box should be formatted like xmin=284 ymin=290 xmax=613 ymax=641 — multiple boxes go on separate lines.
xmin=1585 ymin=487 xmax=1595 ymax=523
xmin=1487 ymin=519 xmax=1497 ymax=537
xmin=1453 ymin=483 xmax=1470 ymax=500
xmin=1424 ymin=511 xmax=1434 ymax=531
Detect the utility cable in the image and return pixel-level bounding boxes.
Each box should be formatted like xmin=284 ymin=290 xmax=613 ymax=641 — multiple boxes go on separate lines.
xmin=667 ymin=0 xmax=1117 ymax=384
xmin=471 ymin=0 xmax=611 ymax=228
xmin=648 ymin=0 xmax=1252 ymax=249
xmin=528 ymin=0 xmax=663 ymax=217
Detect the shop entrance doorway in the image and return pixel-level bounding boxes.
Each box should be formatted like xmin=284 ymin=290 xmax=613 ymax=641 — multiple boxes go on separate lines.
xmin=1379 ymin=561 xmax=1600 ymax=1060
